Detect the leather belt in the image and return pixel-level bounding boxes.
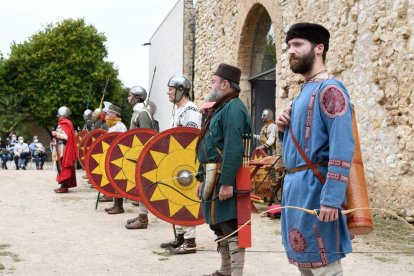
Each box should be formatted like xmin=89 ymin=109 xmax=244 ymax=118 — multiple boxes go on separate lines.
xmin=285 ymin=163 xmax=328 ymax=174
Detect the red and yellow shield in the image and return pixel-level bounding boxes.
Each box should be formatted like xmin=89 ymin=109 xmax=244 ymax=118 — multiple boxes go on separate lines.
xmin=76 ymin=130 xmax=88 ymax=149
xmin=78 ymin=129 xmax=107 ymax=169
xmin=85 ymin=132 xmax=121 ymax=198
xmin=105 ymin=128 xmax=156 ymax=201
xmin=136 ymin=127 xmax=204 ymax=226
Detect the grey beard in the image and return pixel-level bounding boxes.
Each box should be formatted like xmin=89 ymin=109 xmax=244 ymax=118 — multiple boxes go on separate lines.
xmin=206 ymin=90 xmax=222 ymax=102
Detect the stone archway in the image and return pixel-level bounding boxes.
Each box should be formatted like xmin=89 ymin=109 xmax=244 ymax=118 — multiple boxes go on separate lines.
xmin=235 ymin=1 xmax=282 ymax=136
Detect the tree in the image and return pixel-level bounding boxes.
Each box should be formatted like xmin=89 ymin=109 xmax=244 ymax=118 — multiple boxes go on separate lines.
xmin=0 ymin=18 xmax=126 ymax=133
xmin=0 ymin=93 xmax=31 ymax=139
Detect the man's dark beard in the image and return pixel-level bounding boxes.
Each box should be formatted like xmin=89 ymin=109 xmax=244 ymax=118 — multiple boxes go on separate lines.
xmin=289 ymin=48 xmax=315 ymax=74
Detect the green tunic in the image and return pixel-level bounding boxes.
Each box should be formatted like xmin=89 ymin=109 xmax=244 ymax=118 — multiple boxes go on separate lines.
xmin=197 ymin=98 xmax=252 ymax=225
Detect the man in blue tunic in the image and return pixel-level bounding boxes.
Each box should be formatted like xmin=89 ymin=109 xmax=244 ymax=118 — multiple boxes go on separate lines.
xmin=196 ymin=63 xmax=252 ymax=276
xmin=276 ymin=23 xmax=354 ymax=275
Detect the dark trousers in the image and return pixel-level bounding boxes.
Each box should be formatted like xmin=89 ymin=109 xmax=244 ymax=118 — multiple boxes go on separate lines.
xmin=209 ymin=219 xmax=238 ymax=238
xmin=34 ymin=155 xmax=45 ymax=169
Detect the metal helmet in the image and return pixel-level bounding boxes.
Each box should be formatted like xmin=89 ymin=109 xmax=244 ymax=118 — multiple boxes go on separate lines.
xmin=168 ymin=75 xmax=191 ymax=102
xmin=92 ymin=108 xmax=102 ymax=122
xmin=83 ymin=109 xmax=92 ymax=121
xmin=261 ymin=109 xmax=274 ymax=122
xmin=129 ymin=86 xmax=147 ymax=106
xmin=57 ymin=106 xmax=71 ymax=118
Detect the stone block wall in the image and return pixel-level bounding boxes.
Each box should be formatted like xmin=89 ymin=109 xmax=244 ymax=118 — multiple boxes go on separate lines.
xmin=193 ymin=0 xmax=414 ymax=212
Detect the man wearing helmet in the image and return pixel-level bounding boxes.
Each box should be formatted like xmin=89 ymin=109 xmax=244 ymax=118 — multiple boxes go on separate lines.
xmin=160 ymin=74 xmax=202 ymax=254
xmin=82 ymin=109 xmax=93 ymax=131
xmin=124 ymin=85 xmax=154 ymax=229
xmin=52 ymin=106 xmax=78 ymax=193
xmin=167 ymin=75 xmax=201 ymax=128
xmin=253 ymin=109 xmax=278 ymax=156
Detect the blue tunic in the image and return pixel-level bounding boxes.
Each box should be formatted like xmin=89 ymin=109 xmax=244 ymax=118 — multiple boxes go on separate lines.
xmin=281 ymin=78 xmax=354 ymax=267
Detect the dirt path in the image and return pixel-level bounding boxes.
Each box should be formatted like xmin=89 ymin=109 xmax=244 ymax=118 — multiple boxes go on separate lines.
xmin=0 ymin=165 xmax=413 ymax=275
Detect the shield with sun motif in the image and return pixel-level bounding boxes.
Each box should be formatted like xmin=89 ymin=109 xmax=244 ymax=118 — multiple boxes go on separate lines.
xmin=105 ymin=128 xmax=156 ymax=201
xmin=85 ymin=132 xmax=122 ymax=198
xmin=76 ymin=130 xmax=88 ymax=150
xmin=78 ymin=129 xmax=107 ymax=169
xmin=136 ymin=127 xmax=204 ymax=226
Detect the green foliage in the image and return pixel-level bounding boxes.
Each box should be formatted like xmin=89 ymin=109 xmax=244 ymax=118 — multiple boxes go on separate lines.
xmin=262 ymin=33 xmax=276 ymax=72
xmin=0 ymin=18 xmax=125 ymax=131
xmin=0 ymin=93 xmax=31 ymax=138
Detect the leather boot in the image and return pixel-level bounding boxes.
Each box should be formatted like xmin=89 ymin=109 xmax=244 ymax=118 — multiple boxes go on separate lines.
xmin=160 ymin=233 xmax=184 ymax=249
xmin=228 ymin=236 xmax=245 ymax=276
xmin=170 ymin=238 xmax=196 ymax=254
xmin=209 ymin=271 xmax=230 ymax=276
xmin=99 ymin=195 xmax=113 ymax=202
xmin=126 ymin=216 xmax=139 ymax=224
xmin=104 ymin=206 xmax=115 ymax=212
xmin=125 ymin=214 xmax=148 ymax=229
xmin=54 ymin=186 xmax=69 ymax=193
xmin=106 ymin=198 xmax=124 ymax=214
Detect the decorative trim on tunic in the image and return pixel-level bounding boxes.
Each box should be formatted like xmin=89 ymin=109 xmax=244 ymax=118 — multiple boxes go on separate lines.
xmin=288 ymin=228 xmax=306 ymax=253
xmin=314 ymin=223 xmax=329 ymax=266
xmin=327 ymin=172 xmax=349 ymax=183
xmin=319 ymin=85 xmax=347 ymax=118
xmin=186 ymin=122 xmax=198 ymax=128
xmin=328 ymin=159 xmax=351 ymax=169
xmin=305 ymin=90 xmax=318 ymax=153
xmin=286 ymin=224 xmax=329 ymax=268
xmin=288 ymin=258 xmax=324 ymax=268
xmin=178 ymin=106 xmax=199 ymax=121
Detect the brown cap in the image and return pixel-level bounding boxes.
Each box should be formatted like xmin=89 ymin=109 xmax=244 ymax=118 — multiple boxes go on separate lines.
xmin=107 ymin=104 xmax=121 ymax=116
xmin=214 ymin=63 xmax=241 ymax=85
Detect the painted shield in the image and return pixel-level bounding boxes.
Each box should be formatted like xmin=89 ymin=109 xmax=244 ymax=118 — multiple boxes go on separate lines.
xmin=78 ymin=129 xmax=107 ymax=169
xmin=85 ymin=132 xmax=121 ymax=198
xmin=136 ymin=127 xmax=204 ymax=226
xmin=105 ymin=128 xmax=156 ymax=201
xmin=76 ymin=130 xmax=88 ymax=150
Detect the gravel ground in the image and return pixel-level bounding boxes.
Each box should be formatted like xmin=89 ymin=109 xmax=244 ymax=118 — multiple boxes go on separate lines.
xmin=0 ymin=164 xmax=413 ymax=275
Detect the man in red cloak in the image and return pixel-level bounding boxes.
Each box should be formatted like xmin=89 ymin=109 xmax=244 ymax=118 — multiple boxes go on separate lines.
xmin=52 ymin=106 xmax=78 ymax=193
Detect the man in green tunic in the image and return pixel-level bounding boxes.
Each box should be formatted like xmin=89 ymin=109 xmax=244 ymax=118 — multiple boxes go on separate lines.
xmin=196 ymin=63 xmax=252 ymax=276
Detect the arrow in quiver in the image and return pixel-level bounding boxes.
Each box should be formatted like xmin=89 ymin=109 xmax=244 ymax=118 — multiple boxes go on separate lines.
xmin=78 ymin=129 xmax=107 ymax=169
xmin=76 ymin=130 xmax=88 ymax=149
xmin=105 ymin=128 xmax=157 ymax=201
xmin=85 ymin=132 xmax=121 ymax=198
xmin=135 ymin=127 xmax=204 ymax=226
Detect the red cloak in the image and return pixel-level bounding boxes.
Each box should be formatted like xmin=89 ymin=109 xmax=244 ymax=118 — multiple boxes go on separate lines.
xmin=56 ymin=118 xmax=78 ymax=187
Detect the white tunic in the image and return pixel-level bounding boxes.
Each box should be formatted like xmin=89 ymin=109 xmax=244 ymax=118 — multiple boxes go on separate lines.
xmin=170 ymin=101 xmax=201 ymax=128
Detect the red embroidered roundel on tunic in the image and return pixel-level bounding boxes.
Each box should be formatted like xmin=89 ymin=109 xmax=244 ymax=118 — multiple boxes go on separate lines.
xmin=319 ymin=86 xmax=347 ymax=118
xmin=289 ymin=228 xmax=306 ymax=253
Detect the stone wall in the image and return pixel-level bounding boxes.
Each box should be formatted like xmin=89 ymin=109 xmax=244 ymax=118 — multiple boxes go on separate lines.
xmin=193 ymin=0 xmax=414 ymax=212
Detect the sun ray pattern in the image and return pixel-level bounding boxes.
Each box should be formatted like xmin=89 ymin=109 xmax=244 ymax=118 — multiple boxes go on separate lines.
xmin=137 ymin=127 xmax=204 ymax=226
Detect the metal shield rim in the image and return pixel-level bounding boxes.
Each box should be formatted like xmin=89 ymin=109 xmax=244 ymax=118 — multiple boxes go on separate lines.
xmin=85 ymin=132 xmax=122 ymax=198
xmin=135 ymin=127 xmax=204 ymax=226
xmin=105 ymin=128 xmax=157 ymax=201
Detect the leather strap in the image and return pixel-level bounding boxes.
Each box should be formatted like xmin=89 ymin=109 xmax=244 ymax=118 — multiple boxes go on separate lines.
xmin=285 ymin=163 xmax=328 ymax=174
xmin=288 ymin=126 xmax=326 ymax=185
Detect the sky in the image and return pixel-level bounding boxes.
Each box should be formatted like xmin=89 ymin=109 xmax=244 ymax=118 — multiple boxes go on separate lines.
xmin=0 ymin=0 xmax=178 ymax=89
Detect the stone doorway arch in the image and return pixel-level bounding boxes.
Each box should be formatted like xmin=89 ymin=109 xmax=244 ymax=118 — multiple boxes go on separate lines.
xmin=236 ymin=2 xmax=279 ymax=143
